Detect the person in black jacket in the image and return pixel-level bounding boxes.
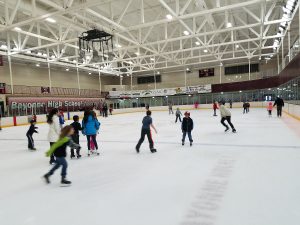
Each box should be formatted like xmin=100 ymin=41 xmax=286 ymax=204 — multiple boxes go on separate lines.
xmin=44 ymin=125 xmax=81 ymax=186
xmin=70 ymin=115 xmax=82 ymax=159
xmin=26 ymin=120 xmax=38 ymax=150
xmin=273 ymin=97 xmax=284 ymax=117
xmin=181 ymin=111 xmax=193 ymax=146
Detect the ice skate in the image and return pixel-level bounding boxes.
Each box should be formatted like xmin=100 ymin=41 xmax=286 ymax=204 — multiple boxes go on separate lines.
xmin=135 ymin=146 xmax=140 ymax=153
xmin=70 ymin=154 xmax=76 ymax=159
xmin=190 ymin=142 xmax=192 ymax=147
xmin=232 ymin=129 xmax=237 ymax=133
xmin=29 ymin=147 xmax=36 ymax=151
xmin=61 ymin=177 xmax=71 ymax=186
xmin=225 ymin=127 xmax=229 ymax=132
xmin=150 ymin=148 xmax=157 ymax=153
xmin=77 ymin=155 xmax=82 ymax=159
xmin=43 ymin=174 xmax=50 ymax=184
xmin=182 ymin=141 xmax=184 ymax=146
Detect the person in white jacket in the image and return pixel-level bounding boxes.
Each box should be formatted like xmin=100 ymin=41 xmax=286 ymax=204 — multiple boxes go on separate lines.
xmin=47 ymin=108 xmax=61 ymax=164
xmin=219 ymin=101 xmax=236 ymax=133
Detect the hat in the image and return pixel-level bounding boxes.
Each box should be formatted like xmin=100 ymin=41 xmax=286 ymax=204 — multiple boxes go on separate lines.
xmin=184 ymin=111 xmax=190 ymax=116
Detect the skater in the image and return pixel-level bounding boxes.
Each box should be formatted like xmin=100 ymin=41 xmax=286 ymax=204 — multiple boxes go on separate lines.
xmin=109 ymin=106 xmax=113 ymax=115
xmin=168 ymin=103 xmax=174 ymax=114
xmin=175 ymin=108 xmax=182 ymax=123
xmin=181 ymin=111 xmax=193 ymax=146
xmin=229 ymin=100 xmax=233 ymax=109
xmin=103 ymin=102 xmax=108 ymax=117
xmin=145 ymin=104 xmax=150 ymax=110
xmin=44 ymin=125 xmax=81 ymax=186
xmin=0 ymin=113 xmax=2 ymax=131
xmin=26 ymin=120 xmax=38 ymax=150
xmin=273 ymin=97 xmax=284 ymax=117
xmin=32 ymin=114 xmax=37 ymax=122
xmin=58 ymin=110 xmax=65 ymax=129
xmin=219 ymin=101 xmax=236 ymax=133
xmin=82 ymin=110 xmax=100 ymax=155
xmin=136 ymin=110 xmax=157 ymax=153
xmin=213 ymin=101 xmax=218 ymax=116
xmin=70 ymin=115 xmax=82 ymax=159
xmin=47 ymin=108 xmax=61 ymax=165
xmin=246 ymin=102 xmax=250 ymax=113
xmin=243 ymin=102 xmax=248 ymax=114
xmin=267 ymin=102 xmax=273 ymax=117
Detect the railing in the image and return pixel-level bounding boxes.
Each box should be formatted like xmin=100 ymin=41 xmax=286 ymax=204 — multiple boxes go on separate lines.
xmin=4 ymin=85 xmax=106 ymax=98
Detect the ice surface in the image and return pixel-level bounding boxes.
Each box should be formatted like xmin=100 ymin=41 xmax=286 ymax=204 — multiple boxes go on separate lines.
xmin=0 ymin=108 xmax=300 ymax=225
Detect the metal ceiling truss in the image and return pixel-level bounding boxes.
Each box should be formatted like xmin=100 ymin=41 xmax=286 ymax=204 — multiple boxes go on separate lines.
xmin=0 ymin=0 xmax=298 ymax=75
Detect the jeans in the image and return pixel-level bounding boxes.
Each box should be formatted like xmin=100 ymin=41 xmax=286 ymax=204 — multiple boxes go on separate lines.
xmin=221 ymin=116 xmax=235 ymax=129
xmin=182 ymin=131 xmax=193 ymax=143
xmin=26 ymin=133 xmax=34 ymax=149
xmin=136 ymin=129 xmax=154 ymax=150
xmin=87 ymin=135 xmax=98 ymax=150
xmin=47 ymin=157 xmax=68 ymax=177
xmin=49 ymin=142 xmax=56 ymax=164
xmin=175 ymin=115 xmax=182 ymax=123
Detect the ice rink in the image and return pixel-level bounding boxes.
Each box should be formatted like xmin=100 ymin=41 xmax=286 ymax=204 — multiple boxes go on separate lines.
xmin=1 ymin=108 xmax=300 ymax=225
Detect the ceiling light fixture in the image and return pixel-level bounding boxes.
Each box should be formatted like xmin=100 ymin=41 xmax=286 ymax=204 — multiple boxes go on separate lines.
xmin=14 ymin=27 xmax=22 ymax=31
xmin=166 ymin=14 xmax=173 ymax=20
xmin=195 ymin=41 xmax=200 ymax=46
xmin=66 ymin=68 xmax=69 ymax=71
xmin=183 ymin=30 xmax=190 ymax=36
xmin=36 ymin=64 xmax=40 ymax=67
xmin=45 ymin=18 xmax=56 ymax=23
xmin=203 ymin=49 xmax=208 ymax=53
xmin=150 ymin=58 xmax=155 ymax=61
xmin=226 ymin=22 xmax=232 ymax=28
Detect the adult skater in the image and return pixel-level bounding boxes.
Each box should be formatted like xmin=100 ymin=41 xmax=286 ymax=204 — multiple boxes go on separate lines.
xmin=26 ymin=120 xmax=38 ymax=150
xmin=229 ymin=99 xmax=233 ymax=108
xmin=103 ymin=102 xmax=108 ymax=117
xmin=273 ymin=97 xmax=284 ymax=117
xmin=47 ymin=108 xmax=61 ymax=165
xmin=136 ymin=110 xmax=157 ymax=153
xmin=70 ymin=115 xmax=82 ymax=158
xmin=181 ymin=111 xmax=193 ymax=146
xmin=243 ymin=102 xmax=248 ymax=114
xmin=219 ymin=101 xmax=236 ymax=133
xmin=82 ymin=110 xmax=100 ymax=155
xmin=168 ymin=103 xmax=174 ymax=114
xmin=44 ymin=125 xmax=81 ymax=186
xmin=213 ymin=101 xmax=218 ymax=116
xmin=175 ymin=108 xmax=182 ymax=123
xmin=246 ymin=102 xmax=250 ymax=113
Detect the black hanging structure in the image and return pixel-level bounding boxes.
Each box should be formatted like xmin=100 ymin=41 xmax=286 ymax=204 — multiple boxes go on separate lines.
xmin=78 ymin=29 xmax=114 ymax=61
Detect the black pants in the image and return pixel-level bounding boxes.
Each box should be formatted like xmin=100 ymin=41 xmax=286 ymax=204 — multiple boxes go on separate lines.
xmin=49 ymin=142 xmax=56 ymax=164
xmin=175 ymin=115 xmax=182 ymax=123
xmin=221 ymin=116 xmax=235 ymax=129
xmin=277 ymin=106 xmax=282 ymax=117
xmin=213 ymin=109 xmax=217 ymax=116
xmin=71 ymin=134 xmax=80 ymax=156
xmin=87 ymin=135 xmax=98 ymax=150
xmin=26 ymin=133 xmax=34 ymax=149
xmin=268 ymin=110 xmax=272 ymax=116
xmin=243 ymin=108 xmax=247 ymax=114
xmin=136 ymin=129 xmax=154 ymax=150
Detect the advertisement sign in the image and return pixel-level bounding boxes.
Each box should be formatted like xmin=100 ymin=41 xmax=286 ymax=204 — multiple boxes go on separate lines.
xmin=108 ymin=84 xmax=211 ymax=98
xmin=7 ymin=97 xmax=103 ymax=111
xmin=0 ymin=83 xmax=6 ymax=94
xmin=41 ymin=87 xmax=50 ymax=94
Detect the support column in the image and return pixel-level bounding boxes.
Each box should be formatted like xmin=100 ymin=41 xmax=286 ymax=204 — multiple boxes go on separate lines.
xmin=184 ymin=70 xmax=187 ymax=88
xmin=281 ymin=36 xmax=285 ymax=69
xmin=98 ymin=70 xmax=101 ymax=94
xmin=154 ymin=71 xmax=157 ymax=95
xmin=219 ymin=64 xmax=222 ymax=84
xmin=130 ymin=73 xmax=133 ymax=98
xmin=76 ymin=66 xmax=80 ymax=95
xmin=47 ymin=62 xmax=52 ymax=92
xmin=248 ymin=58 xmax=251 ymax=81
xmin=8 ymin=55 xmax=13 ymax=94
xmin=277 ymin=50 xmax=280 ymax=74
xmin=288 ymin=28 xmax=291 ymax=62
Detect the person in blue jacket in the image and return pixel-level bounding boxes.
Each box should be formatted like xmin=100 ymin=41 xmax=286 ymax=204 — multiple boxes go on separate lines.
xmin=82 ymin=110 xmax=100 ymax=154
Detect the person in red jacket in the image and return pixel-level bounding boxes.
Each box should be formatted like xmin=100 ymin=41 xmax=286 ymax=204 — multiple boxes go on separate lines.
xmin=213 ymin=101 xmax=218 ymax=116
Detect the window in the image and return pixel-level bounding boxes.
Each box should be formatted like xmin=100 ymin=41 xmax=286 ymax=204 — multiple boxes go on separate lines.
xmin=225 ymin=64 xmax=259 ymax=75
xmin=137 ymin=75 xmax=161 ymax=84
xmin=199 ymin=68 xmax=214 ymax=77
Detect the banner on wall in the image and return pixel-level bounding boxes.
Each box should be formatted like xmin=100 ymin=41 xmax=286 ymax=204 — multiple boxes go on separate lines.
xmin=0 ymin=56 xmax=3 ymax=66
xmin=41 ymin=87 xmax=50 ymax=94
xmin=0 ymin=83 xmax=6 ymax=94
xmin=108 ymin=84 xmax=211 ymax=98
xmin=7 ymin=97 xmax=103 ymax=111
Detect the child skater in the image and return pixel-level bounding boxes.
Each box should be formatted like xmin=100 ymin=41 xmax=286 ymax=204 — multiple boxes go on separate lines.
xmin=58 ymin=110 xmax=65 ymax=129
xmin=26 ymin=120 xmax=38 ymax=150
xmin=109 ymin=106 xmax=113 ymax=115
xmin=181 ymin=111 xmax=193 ymax=146
xmin=267 ymin=102 xmax=273 ymax=117
xmin=44 ymin=125 xmax=81 ymax=186
xmin=70 ymin=115 xmax=82 ymax=158
xmin=136 ymin=110 xmax=157 ymax=153
xmin=219 ymin=101 xmax=236 ymax=133
xmin=213 ymin=101 xmax=218 ymax=116
xmin=82 ymin=110 xmax=100 ymax=156
xmin=175 ymin=108 xmax=182 ymax=123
